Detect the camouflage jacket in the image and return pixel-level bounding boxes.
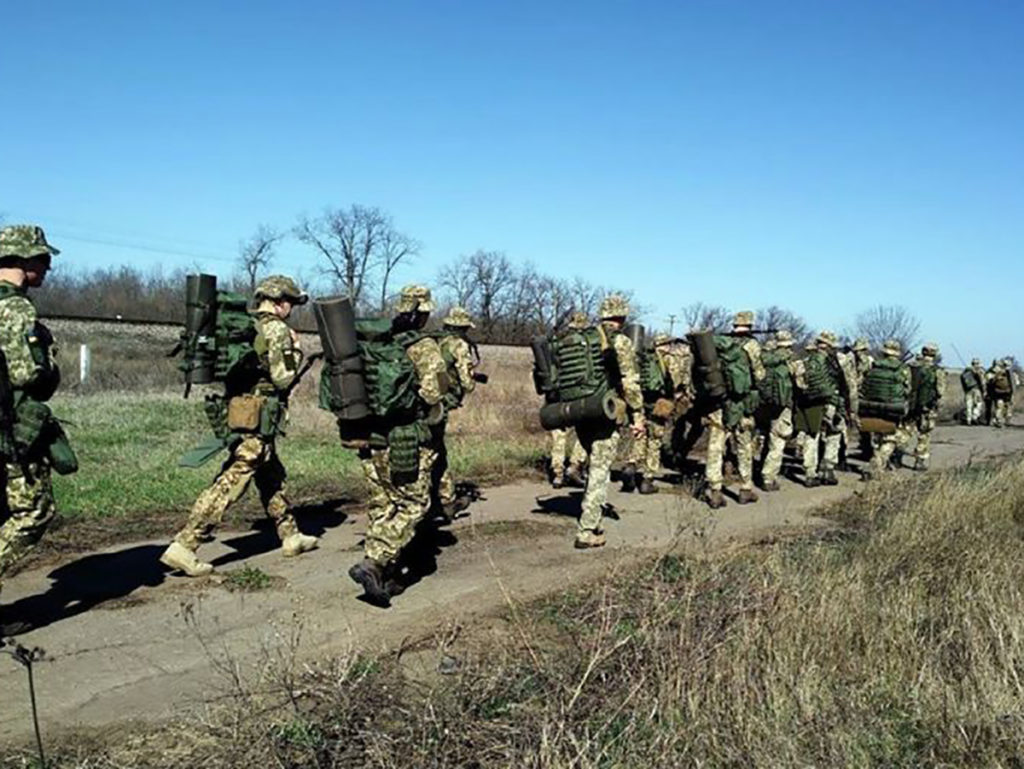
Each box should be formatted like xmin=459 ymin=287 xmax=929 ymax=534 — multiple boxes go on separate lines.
xmin=439 ymin=333 xmax=476 ymax=397
xmin=0 ymin=280 xmax=58 ymax=399
xmin=251 ymin=302 xmax=304 ymax=393
xmin=603 ymin=323 xmax=643 ymax=420
xmin=407 ymin=336 xmax=447 ymax=407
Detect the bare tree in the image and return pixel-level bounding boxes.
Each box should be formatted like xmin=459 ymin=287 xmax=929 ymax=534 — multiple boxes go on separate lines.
xmin=294 ymin=205 xmax=392 ymax=310
xmin=377 ymin=229 xmax=420 ymax=312
xmin=852 ymin=304 xmax=922 ymax=353
xmin=466 ymin=250 xmax=516 ymax=338
xmin=237 ymin=224 xmax=281 ymax=294
xmin=757 ymin=305 xmax=811 ymax=346
xmin=681 ymin=301 xmax=732 ymax=333
xmin=437 ymin=254 xmax=477 ymax=308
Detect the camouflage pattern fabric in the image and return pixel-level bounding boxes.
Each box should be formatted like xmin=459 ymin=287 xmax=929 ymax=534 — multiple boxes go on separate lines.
xmin=911 ymin=361 xmax=946 ymax=461
xmin=173 ymin=435 xmax=297 ymax=550
xmin=0 ymin=462 xmax=55 ymax=598
xmin=704 ymin=408 xmax=755 ymax=492
xmin=992 ymin=398 xmax=1012 ymax=427
xmin=396 ymin=285 xmax=435 ymax=314
xmin=576 ymin=421 xmax=621 ymax=535
xmin=599 ymin=294 xmax=630 ymax=320
xmin=407 ymin=336 xmax=447 ymax=406
xmin=0 ymin=225 xmax=60 ymax=258
xmin=363 ymin=442 xmax=439 ymax=564
xmin=442 ymin=306 xmax=475 ymax=329
xmin=627 ymin=418 xmax=667 ymax=478
xmin=870 ymin=426 xmax=913 ymax=474
xmin=550 ymin=427 xmax=586 ymax=482
xmin=610 ymin=330 xmax=643 ymax=415
xmin=254 ymin=275 xmax=308 ymax=304
xmin=440 ymin=334 xmax=476 ymax=397
xmin=0 ymin=284 xmax=46 ymax=387
xmin=252 ymin=307 xmax=304 ymax=390
xmin=432 ymin=423 xmax=455 ymax=506
xmin=761 ymin=407 xmax=793 ymax=484
xmin=964 ymin=387 xmax=985 ymax=425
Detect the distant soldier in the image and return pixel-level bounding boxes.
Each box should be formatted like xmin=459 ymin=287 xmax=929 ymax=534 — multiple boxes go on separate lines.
xmin=623 ymin=332 xmax=692 ymax=494
xmin=0 ymin=225 xmax=75 ymax=636
xmin=960 ymin=357 xmax=986 ymax=425
xmin=862 ymin=340 xmax=913 ymax=479
xmin=987 ymin=358 xmax=1015 ymax=428
xmin=161 ymin=276 xmax=319 ymax=577
xmin=758 ymin=330 xmax=800 ymax=491
xmin=432 ymin=306 xmax=480 ymax=521
xmin=908 ymin=343 xmax=946 ymax=471
xmin=852 ymin=338 xmax=874 ymax=388
xmin=704 ymin=311 xmax=764 ymax=508
xmin=547 ymin=312 xmax=589 ymax=489
xmin=574 ymin=295 xmax=643 ymax=548
xmin=348 ymin=285 xmax=449 ymax=606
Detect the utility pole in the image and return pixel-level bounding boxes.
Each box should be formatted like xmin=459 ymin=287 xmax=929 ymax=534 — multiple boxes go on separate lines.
xmin=667 ymin=314 xmax=677 ymax=335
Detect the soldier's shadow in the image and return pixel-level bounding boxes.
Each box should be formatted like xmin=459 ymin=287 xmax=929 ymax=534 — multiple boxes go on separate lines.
xmin=364 ymin=522 xmax=459 ymax=607
xmin=531 ymin=491 xmax=621 ymax=522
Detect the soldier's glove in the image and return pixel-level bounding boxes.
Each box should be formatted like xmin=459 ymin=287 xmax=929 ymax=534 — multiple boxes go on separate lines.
xmin=426 ymin=402 xmax=446 ymax=426
xmin=652 ymin=398 xmax=675 ymax=420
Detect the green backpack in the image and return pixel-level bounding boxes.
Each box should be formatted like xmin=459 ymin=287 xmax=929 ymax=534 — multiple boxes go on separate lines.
xmin=551 ymin=327 xmax=611 ymax=402
xmin=911 ymin=363 xmax=940 ymax=414
xmin=800 ymin=351 xmax=837 ymax=406
xmin=759 ymin=350 xmax=793 ymax=409
xmin=639 ymin=348 xmax=669 ymax=401
xmin=713 ymin=335 xmax=752 ymax=399
xmin=176 ymin=289 xmax=258 ymax=395
xmin=860 ymin=358 xmax=909 ymax=420
xmin=990 ymin=368 xmax=1013 ymax=397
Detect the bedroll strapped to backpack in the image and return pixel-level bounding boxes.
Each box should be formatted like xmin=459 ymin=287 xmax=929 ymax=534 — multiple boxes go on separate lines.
xmin=759 ymin=350 xmax=793 ymax=410
xmin=536 ymin=326 xmax=618 ymax=430
xmin=174 ymin=274 xmax=258 ymax=398
xmin=858 ymin=358 xmax=909 ymax=421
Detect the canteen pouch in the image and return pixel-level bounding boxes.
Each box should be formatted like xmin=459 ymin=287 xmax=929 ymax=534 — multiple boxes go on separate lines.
xmin=259 ymin=396 xmax=284 ymax=438
xmin=13 ymin=398 xmax=78 ymax=474
xmin=204 ymin=394 xmax=230 ymax=439
xmin=47 ymin=420 xmax=78 ymax=475
xmin=227 ymin=394 xmax=266 ymax=432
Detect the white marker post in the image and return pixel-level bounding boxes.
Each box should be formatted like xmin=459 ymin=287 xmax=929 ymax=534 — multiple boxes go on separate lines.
xmin=80 ymin=343 xmax=91 ymax=384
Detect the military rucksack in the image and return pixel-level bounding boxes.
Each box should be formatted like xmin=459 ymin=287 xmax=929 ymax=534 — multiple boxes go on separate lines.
xmin=759 ymin=350 xmax=793 ymax=410
xmin=713 ymin=335 xmax=752 ymax=400
xmin=639 ymin=348 xmax=669 ymax=401
xmin=800 ymin=351 xmax=837 ymax=406
xmin=550 ymin=326 xmax=612 ymax=403
xmin=910 ymin=363 xmax=940 ymax=415
xmin=991 ymin=368 xmax=1013 ymax=397
xmin=859 ymin=358 xmax=909 ymax=420
xmin=175 ymin=289 xmax=258 ymax=396
xmin=960 ymin=368 xmax=981 ymax=392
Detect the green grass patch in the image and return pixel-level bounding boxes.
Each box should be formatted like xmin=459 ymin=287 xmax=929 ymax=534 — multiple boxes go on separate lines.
xmin=222 ymin=565 xmax=274 ymax=592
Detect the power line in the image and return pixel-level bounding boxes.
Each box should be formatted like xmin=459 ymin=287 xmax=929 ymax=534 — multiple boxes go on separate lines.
xmin=49 ymin=230 xmax=236 ymax=264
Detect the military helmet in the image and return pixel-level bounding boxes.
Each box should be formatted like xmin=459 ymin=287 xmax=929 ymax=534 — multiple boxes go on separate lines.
xmin=599 ymin=294 xmax=629 ymax=320
xmin=254 ymin=275 xmax=308 ymax=304
xmin=853 ymin=337 xmax=869 ymax=352
xmin=396 ymin=284 xmax=435 ymax=314
xmin=0 ymin=225 xmax=60 ymax=260
xmin=653 ymin=332 xmax=672 ymax=347
xmin=733 ymin=310 xmax=754 ymax=330
xmin=971 ymin=358 xmax=981 ymax=366
xmin=774 ymin=329 xmax=794 ymax=348
xmin=882 ymin=339 xmax=902 ymax=357
xmin=921 ymin=342 xmax=939 ymax=357
xmin=1002 ymin=358 xmax=1013 ymax=368
xmin=816 ymin=330 xmax=838 ymax=348
xmin=568 ymin=311 xmax=589 ymax=329
xmin=443 ymin=306 xmax=475 ymax=329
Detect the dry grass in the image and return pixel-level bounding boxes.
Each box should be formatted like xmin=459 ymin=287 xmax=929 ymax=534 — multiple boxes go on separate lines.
xmin=18 ymin=454 xmax=1024 ymax=768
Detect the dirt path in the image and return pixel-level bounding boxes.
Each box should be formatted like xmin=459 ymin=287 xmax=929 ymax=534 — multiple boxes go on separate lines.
xmin=1 ymin=424 xmax=1022 ymax=744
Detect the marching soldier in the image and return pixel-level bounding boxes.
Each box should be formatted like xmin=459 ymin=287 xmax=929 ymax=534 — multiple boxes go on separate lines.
xmin=987 ymin=358 xmax=1015 ymax=428
xmin=862 ymin=340 xmax=913 ymax=479
xmin=548 ymin=312 xmax=589 ymax=488
xmin=908 ymin=343 xmax=946 ymax=471
xmin=759 ymin=330 xmax=801 ymax=491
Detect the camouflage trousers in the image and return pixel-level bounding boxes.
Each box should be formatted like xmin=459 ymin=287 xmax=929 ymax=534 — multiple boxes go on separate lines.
xmin=992 ymin=398 xmax=1012 ymax=427
xmin=576 ymin=420 xmax=621 ymax=535
xmin=550 ymin=427 xmax=587 ymax=482
xmin=802 ymin=405 xmax=846 ymax=478
xmin=174 ymin=435 xmax=297 ymax=551
xmin=964 ymin=389 xmax=985 ymax=425
xmin=627 ymin=417 xmax=667 ymax=478
xmin=432 ymin=423 xmax=455 ymax=506
xmin=912 ymin=410 xmax=938 ymax=461
xmin=869 ymin=425 xmax=913 ymax=474
xmin=761 ymin=407 xmax=793 ymax=484
xmin=361 ymin=442 xmax=439 ymax=565
xmin=704 ymin=409 xmax=755 ymax=492
xmin=0 ymin=462 xmax=55 ymax=598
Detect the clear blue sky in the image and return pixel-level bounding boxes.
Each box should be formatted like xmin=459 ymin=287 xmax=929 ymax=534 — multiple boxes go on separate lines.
xmin=2 ymin=1 xmax=1021 ymax=362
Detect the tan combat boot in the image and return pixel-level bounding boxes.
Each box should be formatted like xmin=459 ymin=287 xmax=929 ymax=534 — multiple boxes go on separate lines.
xmin=160 ymin=542 xmax=214 ymax=577
xmin=736 ymin=488 xmax=759 ymax=505
xmin=574 ymin=530 xmax=607 ymax=549
xmin=282 ymin=533 xmax=319 ymax=557
xmin=706 ymin=488 xmax=726 ymax=509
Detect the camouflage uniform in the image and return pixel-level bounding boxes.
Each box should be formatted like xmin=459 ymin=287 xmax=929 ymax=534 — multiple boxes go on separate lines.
xmin=0 ymin=226 xmax=63 ymax=620
xmin=627 ymin=334 xmax=692 ymax=483
xmin=704 ymin=312 xmax=764 ymax=504
xmin=867 ymin=341 xmax=914 ymax=476
xmin=760 ymin=330 xmax=801 ymax=487
xmin=433 ymin=307 xmax=478 ymax=509
xmin=576 ymin=295 xmax=642 ymax=547
xmin=356 ymin=286 xmax=448 ymax=581
xmin=909 ymin=344 xmax=946 ymax=469
xmin=987 ymin=359 xmax=1015 ymax=427
xmin=162 ymin=276 xmax=316 ymax=576
xmin=549 ymin=312 xmax=589 ymax=485
xmin=962 ymin=359 xmax=986 ymax=425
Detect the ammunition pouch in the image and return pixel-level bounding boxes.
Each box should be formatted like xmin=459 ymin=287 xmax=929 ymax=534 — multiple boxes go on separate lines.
xmin=388 ymin=423 xmax=428 ymax=486
xmin=204 ymin=394 xmax=230 ymax=439
xmin=13 ymin=397 xmax=78 ymax=475
xmin=227 ymin=394 xmax=266 ymax=432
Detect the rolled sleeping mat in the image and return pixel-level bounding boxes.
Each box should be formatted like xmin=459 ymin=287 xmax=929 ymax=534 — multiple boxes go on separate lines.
xmin=531 ymin=335 xmax=555 ymax=395
xmin=687 ymin=331 xmax=727 ymax=400
xmin=314 ymin=296 xmax=371 ymax=421
xmin=623 ymin=323 xmax=646 ymax=351
xmin=539 ymin=390 xmax=618 ymax=431
xmin=184 ymin=273 xmax=218 ymax=385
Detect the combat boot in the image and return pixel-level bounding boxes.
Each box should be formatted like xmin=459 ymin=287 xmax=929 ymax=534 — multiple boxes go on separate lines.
xmin=551 ymin=476 xmax=564 ymax=489
xmin=574 ymin=530 xmax=606 ymax=549
xmin=160 ymin=542 xmax=214 ymax=577
xmin=706 ymin=489 xmax=726 ymax=509
xmin=620 ymin=463 xmax=638 ymax=493
xmin=282 ymin=532 xmax=319 ymax=557
xmin=348 ymin=558 xmax=391 ymax=608
xmin=913 ymin=458 xmax=928 ymax=472
xmin=760 ymin=479 xmax=780 ymax=492
xmin=737 ymin=488 xmax=759 ymax=505
xmin=383 ymin=562 xmax=407 ymax=597
xmin=821 ymin=468 xmax=839 ymax=486
xmin=804 ymin=476 xmax=821 ymax=489
xmin=564 ymin=465 xmax=586 ymax=489
xmin=638 ymin=477 xmax=658 ymax=495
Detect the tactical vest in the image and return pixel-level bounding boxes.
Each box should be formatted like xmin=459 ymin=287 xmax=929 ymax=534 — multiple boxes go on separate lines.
xmin=552 ymin=326 xmax=612 ymax=403
xmin=859 ymin=358 xmax=909 ymax=420
xmin=990 ymin=368 xmax=1013 ymax=397
xmin=759 ymin=350 xmax=794 ymax=410
xmin=0 ymin=282 xmax=60 ymax=402
xmin=713 ymin=335 xmax=752 ymax=399
xmin=911 ymin=363 xmax=940 ymax=415
xmin=800 ymin=351 xmax=838 ymax=406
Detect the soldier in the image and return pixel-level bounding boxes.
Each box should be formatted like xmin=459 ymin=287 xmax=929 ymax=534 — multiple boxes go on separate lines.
xmin=987 ymin=358 xmax=1015 ymax=428
xmin=432 ymin=306 xmax=479 ymax=521
xmin=160 ymin=276 xmax=319 ymax=577
xmin=548 ymin=312 xmax=590 ymax=489
xmin=863 ymin=340 xmax=913 ymax=479
xmin=759 ymin=330 xmax=801 ymax=491
xmin=961 ymin=358 xmax=986 ymax=425
xmin=624 ymin=333 xmax=692 ymax=494
xmin=575 ymin=295 xmax=643 ymax=549
xmin=704 ymin=311 xmax=764 ymax=508
xmin=349 ymin=285 xmax=448 ymax=605
xmin=908 ymin=343 xmax=946 ymax=470
xmin=0 ymin=225 xmax=73 ymax=636
xmin=795 ymin=331 xmax=858 ymax=487
xmin=852 ymin=338 xmax=874 ymax=387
